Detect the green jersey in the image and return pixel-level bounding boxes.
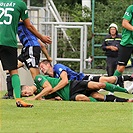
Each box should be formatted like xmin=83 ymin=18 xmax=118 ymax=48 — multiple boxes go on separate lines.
xmin=34 ymin=75 xmax=70 ymax=100
xmin=0 ymin=0 xmax=28 ymax=48
xmin=34 ymin=82 xmax=58 ymax=99
xmin=121 ymin=5 xmax=133 ymax=46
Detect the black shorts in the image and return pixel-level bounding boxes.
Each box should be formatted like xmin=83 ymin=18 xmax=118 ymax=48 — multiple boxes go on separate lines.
xmin=18 ymin=46 xmax=41 ymax=69
xmin=91 ymin=76 xmax=101 ymax=82
xmin=0 ymin=46 xmax=17 ymax=70
xmin=83 ymin=75 xmax=100 ymax=97
xmin=70 ymin=80 xmax=89 ymax=100
xmin=118 ymin=45 xmax=133 ymax=66
xmin=82 ymin=75 xmax=101 ymax=82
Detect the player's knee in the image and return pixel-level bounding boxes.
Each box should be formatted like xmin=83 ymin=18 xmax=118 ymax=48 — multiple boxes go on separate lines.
xmin=99 ymin=77 xmax=107 ymax=83
xmin=98 ymin=82 xmax=106 ymax=89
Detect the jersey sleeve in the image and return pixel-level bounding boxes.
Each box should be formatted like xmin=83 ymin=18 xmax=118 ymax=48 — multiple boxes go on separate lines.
xmin=123 ymin=5 xmax=133 ymax=21
xmin=54 ymin=64 xmax=67 ymax=77
xmin=19 ymin=1 xmax=29 ymax=20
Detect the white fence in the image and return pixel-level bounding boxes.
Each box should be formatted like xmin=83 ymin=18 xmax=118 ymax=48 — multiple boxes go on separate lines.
xmin=40 ymin=22 xmax=92 ymax=72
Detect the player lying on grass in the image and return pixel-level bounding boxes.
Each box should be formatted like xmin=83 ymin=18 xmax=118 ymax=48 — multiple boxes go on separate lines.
xmin=21 ymin=84 xmax=133 ymax=102
xmin=39 ymin=60 xmax=133 ymax=94
xmin=21 ymin=75 xmax=133 ymax=102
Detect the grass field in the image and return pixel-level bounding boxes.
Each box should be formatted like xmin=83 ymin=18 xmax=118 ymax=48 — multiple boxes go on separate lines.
xmin=0 ymin=91 xmax=133 ymax=133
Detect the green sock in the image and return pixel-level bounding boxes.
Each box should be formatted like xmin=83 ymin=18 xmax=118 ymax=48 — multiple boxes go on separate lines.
xmin=113 ymin=70 xmax=122 ymax=76
xmin=89 ymin=96 xmax=97 ymax=102
xmin=11 ymin=74 xmax=21 ymax=98
xmin=105 ymin=82 xmax=128 ymax=93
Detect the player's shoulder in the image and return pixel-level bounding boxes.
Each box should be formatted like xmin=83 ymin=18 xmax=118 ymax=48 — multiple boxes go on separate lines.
xmin=54 ymin=63 xmax=65 ymax=68
xmin=128 ymin=5 xmax=133 ymax=8
xmin=54 ymin=64 xmax=67 ymax=74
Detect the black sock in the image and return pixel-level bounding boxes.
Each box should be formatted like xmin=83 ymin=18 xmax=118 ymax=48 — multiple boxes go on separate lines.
xmin=104 ymin=95 xmax=128 ymax=102
xmin=82 ymin=75 xmax=89 ymax=80
xmin=123 ymin=75 xmax=133 ymax=81
xmin=116 ymin=76 xmax=124 ymax=87
xmin=117 ymin=75 xmax=133 ymax=84
xmin=6 ymin=73 xmax=14 ymax=96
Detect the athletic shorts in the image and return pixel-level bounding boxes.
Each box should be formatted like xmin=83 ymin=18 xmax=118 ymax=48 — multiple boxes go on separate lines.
xmin=70 ymin=80 xmax=89 ymax=100
xmin=118 ymin=45 xmax=133 ymax=66
xmin=18 ymin=46 xmax=41 ymax=69
xmin=0 ymin=46 xmax=17 ymax=70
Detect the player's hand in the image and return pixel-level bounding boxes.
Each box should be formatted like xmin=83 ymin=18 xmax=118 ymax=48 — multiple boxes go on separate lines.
xmin=41 ymin=35 xmax=52 ymax=44
xmin=48 ymin=57 xmax=52 ymax=62
xmin=55 ymin=96 xmax=62 ymax=101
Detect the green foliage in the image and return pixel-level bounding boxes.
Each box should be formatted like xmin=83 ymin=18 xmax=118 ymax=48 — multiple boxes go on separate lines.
xmin=53 ymin=0 xmax=81 ymax=8
xmin=57 ymin=3 xmax=91 ymax=22
xmin=30 ymin=0 xmax=43 ymax=6
xmin=94 ymin=59 xmax=106 ymax=69
xmin=24 ymin=0 xmax=44 ymax=6
xmin=94 ymin=0 xmax=132 ymax=34
xmin=56 ymin=3 xmax=91 ymax=71
xmin=71 ymin=4 xmax=91 ymax=22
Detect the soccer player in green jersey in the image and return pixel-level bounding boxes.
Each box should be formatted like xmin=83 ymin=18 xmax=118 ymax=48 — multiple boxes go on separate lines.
xmin=113 ymin=5 xmax=133 ymax=90
xmin=22 ymin=75 xmax=133 ymax=102
xmin=21 ymin=84 xmax=133 ymax=102
xmin=0 ymin=0 xmax=51 ymax=107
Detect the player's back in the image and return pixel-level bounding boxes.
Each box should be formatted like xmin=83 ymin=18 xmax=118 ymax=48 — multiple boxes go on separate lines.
xmin=18 ymin=22 xmax=40 ymax=47
xmin=0 ymin=0 xmax=28 ymax=47
xmin=54 ymin=63 xmax=85 ymax=80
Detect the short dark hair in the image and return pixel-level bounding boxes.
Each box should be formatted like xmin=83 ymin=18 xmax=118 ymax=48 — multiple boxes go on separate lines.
xmin=20 ymin=85 xmax=26 ymax=97
xmin=39 ymin=59 xmax=52 ymax=67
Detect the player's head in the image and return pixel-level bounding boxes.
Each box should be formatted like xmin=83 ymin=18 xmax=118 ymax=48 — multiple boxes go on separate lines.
xmin=21 ymin=85 xmax=34 ymax=97
xmin=108 ymin=23 xmax=118 ymax=35
xmin=39 ymin=59 xmax=52 ymax=75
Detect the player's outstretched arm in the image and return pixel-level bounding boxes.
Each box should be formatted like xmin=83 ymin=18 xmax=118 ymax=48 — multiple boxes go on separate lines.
xmin=38 ymin=39 xmax=52 ymax=61
xmin=27 ymin=80 xmax=53 ymax=100
xmin=23 ymin=18 xmax=52 ymax=44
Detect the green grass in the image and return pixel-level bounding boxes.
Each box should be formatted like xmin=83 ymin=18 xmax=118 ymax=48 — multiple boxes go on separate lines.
xmin=0 ymin=91 xmax=133 ymax=133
